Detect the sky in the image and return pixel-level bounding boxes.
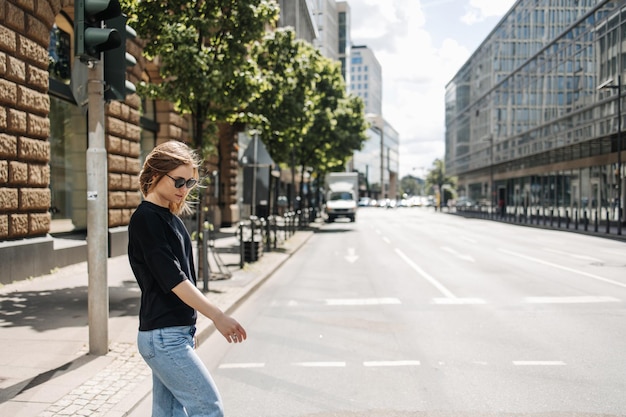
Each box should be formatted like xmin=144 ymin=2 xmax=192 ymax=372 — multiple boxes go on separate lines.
xmin=347 ymin=0 xmax=517 ymax=178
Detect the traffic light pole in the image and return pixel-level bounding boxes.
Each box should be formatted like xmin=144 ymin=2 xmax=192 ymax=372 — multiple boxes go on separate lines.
xmin=86 ymin=59 xmax=109 ymax=356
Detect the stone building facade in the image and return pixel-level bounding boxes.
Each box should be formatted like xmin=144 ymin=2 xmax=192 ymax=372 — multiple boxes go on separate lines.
xmin=0 ymin=0 xmax=236 ymax=284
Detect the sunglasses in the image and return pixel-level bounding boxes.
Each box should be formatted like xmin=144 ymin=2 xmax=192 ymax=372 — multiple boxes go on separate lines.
xmin=165 ymin=173 xmax=198 ymax=189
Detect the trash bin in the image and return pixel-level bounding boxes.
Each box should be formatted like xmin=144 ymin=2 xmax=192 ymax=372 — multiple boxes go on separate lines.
xmin=243 ymin=240 xmax=263 ymax=262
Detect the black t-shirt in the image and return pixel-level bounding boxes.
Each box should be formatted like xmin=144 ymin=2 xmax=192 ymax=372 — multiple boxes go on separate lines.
xmin=128 ymin=201 xmax=197 ymax=331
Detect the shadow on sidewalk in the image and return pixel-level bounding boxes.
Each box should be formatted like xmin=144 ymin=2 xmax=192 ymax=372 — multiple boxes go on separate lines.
xmin=0 ymin=281 xmax=140 ymax=333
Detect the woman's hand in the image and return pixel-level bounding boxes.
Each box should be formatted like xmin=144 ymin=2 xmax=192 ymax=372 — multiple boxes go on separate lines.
xmin=214 ymin=313 xmax=247 ymax=343
xmin=172 ymin=280 xmax=247 ymax=343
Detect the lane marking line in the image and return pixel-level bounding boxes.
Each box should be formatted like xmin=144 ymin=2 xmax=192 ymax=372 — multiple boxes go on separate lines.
xmin=524 ymin=296 xmax=621 ymax=304
xmin=293 ymin=362 xmax=346 ymax=367
xmin=513 ymin=361 xmax=566 ymax=366
xmin=441 ymin=246 xmax=475 ymax=263
xmin=499 ymin=248 xmax=626 ymax=289
xmin=395 ymin=248 xmax=457 ymax=299
xmin=218 ymin=363 xmax=265 ymax=369
xmin=542 ymin=248 xmax=603 ymax=262
xmin=325 ymin=298 xmax=401 ymax=306
xmin=363 ymin=360 xmax=420 ymax=367
xmin=432 ymin=297 xmax=485 ymax=305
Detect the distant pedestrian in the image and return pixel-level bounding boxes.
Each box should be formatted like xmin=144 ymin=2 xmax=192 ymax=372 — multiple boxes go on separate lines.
xmin=128 ymin=140 xmax=246 ymax=417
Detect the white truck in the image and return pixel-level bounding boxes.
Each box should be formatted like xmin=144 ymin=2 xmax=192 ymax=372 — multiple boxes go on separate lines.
xmin=324 ymin=172 xmax=359 ymax=222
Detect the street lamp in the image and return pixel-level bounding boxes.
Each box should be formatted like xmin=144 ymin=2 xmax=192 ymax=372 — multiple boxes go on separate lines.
xmin=598 ymin=75 xmax=623 ymax=235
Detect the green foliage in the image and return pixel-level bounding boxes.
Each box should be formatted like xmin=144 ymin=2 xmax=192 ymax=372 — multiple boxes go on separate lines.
xmin=122 ymin=1 xmax=367 ymax=186
xmin=425 ymin=158 xmax=457 ymax=201
xmin=400 ymin=175 xmax=425 ymax=196
xmin=125 ymin=0 xmax=279 ymax=149
xmin=245 ymin=27 xmax=368 ymax=176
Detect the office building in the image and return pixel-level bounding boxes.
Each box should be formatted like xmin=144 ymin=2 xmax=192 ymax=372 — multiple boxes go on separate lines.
xmin=445 ymin=0 xmax=624 ymax=230
xmin=337 ymin=1 xmax=351 ymax=88
xmin=310 ymin=0 xmax=339 ymax=61
xmin=350 ymin=45 xmax=382 ymax=115
xmin=351 ymin=115 xmax=400 ymax=200
xmin=277 ymin=0 xmax=317 ymax=42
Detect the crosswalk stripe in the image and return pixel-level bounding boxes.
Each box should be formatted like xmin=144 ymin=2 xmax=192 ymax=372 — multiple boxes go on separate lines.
xmin=218 ymin=363 xmax=265 ymax=369
xmin=363 ymin=360 xmax=420 ymax=367
xmin=293 ymin=361 xmax=346 ymax=367
xmin=524 ymin=296 xmax=621 ymax=304
xmin=513 ymin=361 xmax=566 ymax=366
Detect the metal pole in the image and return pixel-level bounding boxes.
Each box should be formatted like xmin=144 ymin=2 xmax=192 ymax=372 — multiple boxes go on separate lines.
xmin=252 ymin=134 xmax=258 ymax=218
xmin=86 ymin=60 xmax=109 ymax=356
xmin=617 ymin=75 xmax=622 ymax=235
xmin=490 ymin=137 xmax=494 ymax=216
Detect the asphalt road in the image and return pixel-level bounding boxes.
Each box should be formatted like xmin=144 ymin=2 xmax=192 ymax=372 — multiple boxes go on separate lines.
xmin=156 ymin=208 xmax=626 ymax=416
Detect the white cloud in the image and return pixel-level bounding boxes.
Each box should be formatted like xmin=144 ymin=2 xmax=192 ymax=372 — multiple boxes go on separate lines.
xmin=347 ymin=0 xmax=514 ymax=177
xmin=461 ymin=0 xmax=514 ymax=24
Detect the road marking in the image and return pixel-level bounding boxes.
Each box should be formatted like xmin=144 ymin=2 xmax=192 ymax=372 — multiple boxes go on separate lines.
xmin=345 ymin=247 xmax=359 ymax=263
xmin=459 ymin=236 xmax=478 ymax=244
xmin=363 ymin=360 xmax=420 ymax=367
xmin=382 ymin=237 xmax=391 ymax=244
xmin=542 ymin=248 xmax=603 ymax=262
xmin=219 ymin=363 xmax=265 ymax=369
xmin=395 ymin=249 xmax=483 ymax=304
xmin=432 ymin=297 xmax=485 ymax=305
xmin=513 ymin=361 xmax=566 ymax=366
xmin=395 ymin=249 xmax=456 ymax=298
xmin=441 ymin=246 xmax=475 ymax=262
xmin=293 ymin=361 xmax=346 ymax=367
xmin=499 ymin=248 xmax=626 ymax=289
xmin=524 ymin=296 xmax=621 ymax=304
xmin=325 ymin=298 xmax=401 ymax=306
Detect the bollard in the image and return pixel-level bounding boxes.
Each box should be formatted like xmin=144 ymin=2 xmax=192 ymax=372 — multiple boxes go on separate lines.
xmin=606 ymin=208 xmax=610 ymax=234
xmin=575 ymin=208 xmax=579 ymax=230
xmin=238 ymin=222 xmax=245 ymax=268
xmin=566 ymin=210 xmax=570 ymax=229
xmin=550 ymin=209 xmax=554 ymax=227
xmin=584 ymin=210 xmax=588 ymax=231
xmin=273 ymin=215 xmax=278 ymax=249
xmin=594 ymin=210 xmax=598 ymax=232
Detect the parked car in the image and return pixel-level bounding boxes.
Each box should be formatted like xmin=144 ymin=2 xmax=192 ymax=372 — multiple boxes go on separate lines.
xmin=455 ymin=197 xmax=477 ymax=208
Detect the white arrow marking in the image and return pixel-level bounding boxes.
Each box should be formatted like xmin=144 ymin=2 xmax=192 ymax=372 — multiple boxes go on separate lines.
xmin=345 ymin=247 xmax=359 ymax=263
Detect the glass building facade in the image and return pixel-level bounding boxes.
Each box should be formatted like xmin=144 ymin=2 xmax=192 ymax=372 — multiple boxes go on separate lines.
xmin=352 ymin=116 xmax=400 ymax=200
xmin=445 ymin=0 xmax=624 ymax=226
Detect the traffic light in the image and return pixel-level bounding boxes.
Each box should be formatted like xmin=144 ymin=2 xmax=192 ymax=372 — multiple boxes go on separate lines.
xmin=74 ymin=0 xmax=122 ymax=62
xmin=104 ymin=15 xmax=137 ymax=101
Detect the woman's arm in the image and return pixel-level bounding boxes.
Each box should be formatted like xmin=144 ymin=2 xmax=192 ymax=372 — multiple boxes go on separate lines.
xmin=172 ymin=280 xmax=247 ymax=343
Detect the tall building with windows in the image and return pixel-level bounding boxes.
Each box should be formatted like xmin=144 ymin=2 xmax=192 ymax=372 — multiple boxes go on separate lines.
xmin=310 ymin=0 xmax=339 ymax=61
xmin=446 ymin=0 xmax=624 ymax=230
xmin=277 ymin=0 xmax=317 ymax=42
xmin=350 ymin=45 xmax=382 ymax=115
xmin=337 ymin=1 xmax=351 ymax=89
xmin=351 ymin=115 xmax=400 ymax=200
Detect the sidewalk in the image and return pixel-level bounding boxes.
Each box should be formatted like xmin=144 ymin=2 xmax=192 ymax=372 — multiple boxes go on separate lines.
xmin=0 ymin=224 xmax=317 ymax=417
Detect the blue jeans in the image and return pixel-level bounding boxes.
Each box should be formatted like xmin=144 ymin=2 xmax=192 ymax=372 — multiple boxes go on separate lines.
xmin=138 ymin=326 xmax=224 ymax=417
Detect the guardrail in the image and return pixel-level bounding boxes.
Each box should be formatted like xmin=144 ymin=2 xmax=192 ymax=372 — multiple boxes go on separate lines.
xmin=454 ymin=205 xmax=623 ymax=237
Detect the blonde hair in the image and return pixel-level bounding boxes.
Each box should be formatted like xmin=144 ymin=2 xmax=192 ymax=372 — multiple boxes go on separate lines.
xmin=139 ymin=141 xmax=201 ymax=215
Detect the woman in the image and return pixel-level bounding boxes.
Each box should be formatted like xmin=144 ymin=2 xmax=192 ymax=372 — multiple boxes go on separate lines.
xmin=128 ymin=140 xmax=246 ymax=417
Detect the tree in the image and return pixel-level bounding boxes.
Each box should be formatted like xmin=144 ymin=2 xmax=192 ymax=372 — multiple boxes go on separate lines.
xmin=244 ymin=28 xmax=317 ymax=164
xmin=400 ymin=175 xmax=425 ymax=196
xmin=426 ymin=158 xmax=456 ymax=208
xmin=124 ymin=0 xmax=279 ymax=280
xmin=245 ymin=28 xmax=368 ymax=206
xmin=126 ymin=0 xmax=279 ymax=151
